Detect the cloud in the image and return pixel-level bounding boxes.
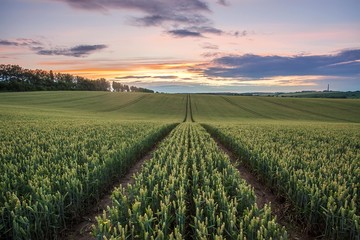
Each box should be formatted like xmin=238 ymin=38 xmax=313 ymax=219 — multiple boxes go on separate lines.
xmin=116 ymin=75 xmax=179 ymax=79
xmin=53 ymin=0 xmax=231 ymax=38
xmin=132 ymin=15 xmax=166 ymax=26
xmin=55 ymin=0 xmax=210 ymax=13
xmin=55 ymin=0 xmax=210 ymax=24
xmin=201 ymin=42 xmax=219 ymax=50
xmin=167 ymin=29 xmax=203 ymax=38
xmin=1 ymin=38 xmax=106 ymax=57
xmin=116 ymin=75 xmax=152 ymax=79
xmin=166 ymin=25 xmax=224 ymax=38
xmin=156 ymin=75 xmax=179 ymax=79
xmin=217 ymin=0 xmax=228 ymax=6
xmin=133 ymin=13 xmax=210 ymax=27
xmin=234 ymin=30 xmax=248 ymax=37
xmin=37 ymin=44 xmax=107 ymax=57
xmin=194 ymin=26 xmax=223 ymax=35
xmin=203 ymin=49 xmax=360 ymax=79
xmin=201 ymin=52 xmax=222 ymax=58
xmin=0 ymin=38 xmax=42 ymax=47
xmin=0 ymin=40 xmax=20 ymax=46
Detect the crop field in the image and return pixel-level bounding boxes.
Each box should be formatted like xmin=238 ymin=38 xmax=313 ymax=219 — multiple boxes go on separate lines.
xmin=0 ymin=120 xmax=176 ymax=239
xmin=94 ymin=123 xmax=287 ymax=239
xmin=0 ymin=91 xmax=359 ymax=239
xmin=0 ymin=91 xmax=185 ymax=122
xmin=203 ymin=123 xmax=359 ymax=239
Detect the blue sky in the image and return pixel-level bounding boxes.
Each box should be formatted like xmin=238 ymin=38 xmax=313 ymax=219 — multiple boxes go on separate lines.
xmin=1 ymin=0 xmax=359 ymax=93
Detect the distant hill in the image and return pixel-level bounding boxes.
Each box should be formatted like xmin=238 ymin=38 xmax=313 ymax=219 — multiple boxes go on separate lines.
xmin=200 ymin=91 xmax=360 ymax=99
xmin=276 ymin=91 xmax=360 ymax=98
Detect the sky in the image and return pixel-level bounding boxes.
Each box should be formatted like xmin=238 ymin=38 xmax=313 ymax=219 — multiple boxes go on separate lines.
xmin=1 ymin=0 xmax=359 ymax=93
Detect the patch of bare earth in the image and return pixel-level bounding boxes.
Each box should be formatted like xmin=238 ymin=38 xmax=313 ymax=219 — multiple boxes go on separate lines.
xmin=214 ymin=140 xmax=316 ymax=240
xmin=64 ymin=150 xmax=154 ymax=240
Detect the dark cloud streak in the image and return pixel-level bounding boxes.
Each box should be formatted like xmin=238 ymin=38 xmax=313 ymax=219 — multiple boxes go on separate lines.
xmin=133 ymin=14 xmax=210 ymax=27
xmin=37 ymin=44 xmax=107 ymax=57
xmin=54 ymin=0 xmax=210 ymax=15
xmin=0 ymin=38 xmax=42 ymax=47
xmin=69 ymin=0 xmax=207 ymax=12
xmin=194 ymin=26 xmax=223 ymax=35
xmin=116 ymin=75 xmax=152 ymax=79
xmin=0 ymin=40 xmax=20 ymax=46
xmin=1 ymin=38 xmax=106 ymax=57
xmin=116 ymin=75 xmax=179 ymax=80
xmin=166 ymin=25 xmax=223 ymax=38
xmin=167 ymin=29 xmax=203 ymax=38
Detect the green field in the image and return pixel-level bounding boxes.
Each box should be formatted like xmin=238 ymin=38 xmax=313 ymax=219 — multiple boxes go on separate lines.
xmin=0 ymin=91 xmax=359 ymax=239
xmin=191 ymin=94 xmax=360 ymax=122
xmin=0 ymin=91 xmax=185 ymax=122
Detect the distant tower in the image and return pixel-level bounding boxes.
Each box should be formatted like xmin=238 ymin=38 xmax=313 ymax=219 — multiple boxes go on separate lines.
xmin=327 ymin=84 xmax=330 ymax=92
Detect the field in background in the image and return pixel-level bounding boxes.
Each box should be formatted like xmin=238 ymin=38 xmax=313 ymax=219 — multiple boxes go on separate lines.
xmin=0 ymin=91 xmax=185 ymax=122
xmin=191 ymin=94 xmax=360 ymax=122
xmin=1 ymin=91 xmax=358 ymax=122
xmin=0 ymin=91 xmax=359 ymax=239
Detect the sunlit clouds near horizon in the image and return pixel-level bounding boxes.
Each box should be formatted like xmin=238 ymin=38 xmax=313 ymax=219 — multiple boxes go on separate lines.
xmin=1 ymin=0 xmax=359 ymax=92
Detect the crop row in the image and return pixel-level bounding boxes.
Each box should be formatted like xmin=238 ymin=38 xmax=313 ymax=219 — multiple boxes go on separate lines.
xmin=204 ymin=123 xmax=360 ymax=239
xmin=94 ymin=123 xmax=287 ymax=239
xmin=0 ymin=120 xmax=176 ymax=239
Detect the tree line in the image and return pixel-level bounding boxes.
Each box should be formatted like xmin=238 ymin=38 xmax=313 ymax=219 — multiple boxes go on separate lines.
xmin=0 ymin=64 xmax=154 ymax=93
xmin=112 ymin=81 xmax=153 ymax=93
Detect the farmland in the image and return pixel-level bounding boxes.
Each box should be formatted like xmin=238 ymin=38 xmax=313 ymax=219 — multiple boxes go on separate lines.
xmin=0 ymin=91 xmax=359 ymax=239
xmin=94 ymin=123 xmax=287 ymax=239
xmin=204 ymin=123 xmax=359 ymax=239
xmin=0 ymin=91 xmax=185 ymax=122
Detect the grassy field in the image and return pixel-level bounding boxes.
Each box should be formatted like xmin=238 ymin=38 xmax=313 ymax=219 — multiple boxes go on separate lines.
xmin=0 ymin=91 xmax=185 ymax=122
xmin=191 ymin=94 xmax=360 ymax=123
xmin=1 ymin=91 xmax=359 ymax=123
xmin=277 ymin=91 xmax=360 ymax=99
xmin=1 ymin=91 xmax=359 ymax=239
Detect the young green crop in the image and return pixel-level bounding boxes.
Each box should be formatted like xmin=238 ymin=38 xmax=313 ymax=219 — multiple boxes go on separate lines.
xmin=94 ymin=123 xmax=287 ymax=239
xmin=190 ymin=94 xmax=360 ymax=123
xmin=204 ymin=122 xmax=360 ymax=239
xmin=2 ymin=91 xmax=359 ymax=239
xmin=0 ymin=120 xmax=176 ymax=239
xmin=0 ymin=91 xmax=186 ymax=122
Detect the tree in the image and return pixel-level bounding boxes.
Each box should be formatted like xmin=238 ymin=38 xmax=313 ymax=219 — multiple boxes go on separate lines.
xmin=0 ymin=64 xmax=153 ymax=93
